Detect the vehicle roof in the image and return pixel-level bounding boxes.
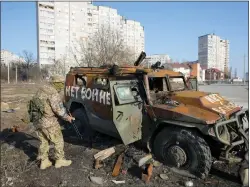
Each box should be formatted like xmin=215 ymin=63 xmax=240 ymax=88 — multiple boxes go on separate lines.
xmin=68 ymin=66 xmax=183 ymax=77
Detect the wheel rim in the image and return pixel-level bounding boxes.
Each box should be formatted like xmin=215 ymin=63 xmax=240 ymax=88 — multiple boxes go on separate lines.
xmin=163 ymin=143 xmax=190 ymax=168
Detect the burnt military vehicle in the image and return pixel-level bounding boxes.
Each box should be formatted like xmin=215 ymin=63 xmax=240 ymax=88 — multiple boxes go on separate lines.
xmin=64 ymin=52 xmax=248 ymax=179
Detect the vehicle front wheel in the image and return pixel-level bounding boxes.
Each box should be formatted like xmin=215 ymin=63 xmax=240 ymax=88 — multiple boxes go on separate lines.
xmin=153 ymin=127 xmax=212 ymax=179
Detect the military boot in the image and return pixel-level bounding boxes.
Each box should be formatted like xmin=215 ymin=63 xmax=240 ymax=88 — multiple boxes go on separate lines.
xmin=40 ymin=158 xmax=52 ymax=170
xmin=55 ymin=159 xmax=72 ymax=168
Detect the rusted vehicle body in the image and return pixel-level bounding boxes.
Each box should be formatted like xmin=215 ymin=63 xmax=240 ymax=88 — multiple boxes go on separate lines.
xmin=64 ymin=53 xmax=248 ymax=179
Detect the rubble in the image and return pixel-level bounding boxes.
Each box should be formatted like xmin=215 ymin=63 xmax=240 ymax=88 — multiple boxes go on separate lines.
xmin=94 ymin=159 xmax=104 ymax=169
xmin=184 ymin=180 xmax=194 ymax=187
xmin=152 ymin=160 xmax=162 ymax=167
xmin=89 ymin=176 xmax=103 ymax=185
xmin=111 ymin=180 xmax=125 ymax=184
xmin=138 ymin=154 xmax=152 ymax=167
xmin=159 ymin=174 xmax=169 ymax=180
xmin=1 ymin=102 xmax=9 ymax=111
xmin=170 ymin=167 xmax=197 ymax=179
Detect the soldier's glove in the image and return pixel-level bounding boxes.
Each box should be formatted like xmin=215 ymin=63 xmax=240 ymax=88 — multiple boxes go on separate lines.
xmin=66 ymin=115 xmax=75 ymax=123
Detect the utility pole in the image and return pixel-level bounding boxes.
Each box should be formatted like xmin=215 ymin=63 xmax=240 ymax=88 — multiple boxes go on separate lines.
xmin=210 ymin=68 xmax=212 ymax=84
xmin=243 ymin=54 xmax=246 ymax=84
xmin=7 ymin=62 xmax=10 ymax=84
xmin=15 ymin=65 xmax=17 ymax=84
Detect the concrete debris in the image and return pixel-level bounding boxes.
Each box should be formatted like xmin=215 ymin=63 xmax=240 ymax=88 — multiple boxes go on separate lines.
xmin=159 ymin=174 xmax=169 ymax=180
xmin=111 ymin=180 xmax=125 ymax=184
xmin=153 ymin=160 xmax=162 ymax=167
xmin=112 ymin=153 xmax=124 ymax=177
xmin=3 ymin=109 xmax=16 ymax=113
xmin=94 ymin=147 xmax=115 ymax=161
xmin=89 ymin=176 xmax=103 ymax=185
xmin=138 ymin=154 xmax=152 ymax=167
xmin=141 ymin=163 xmax=153 ymax=184
xmin=213 ymin=160 xmax=224 ymax=165
xmin=184 ymin=181 xmax=194 ymax=187
xmin=170 ymin=167 xmax=197 ymax=179
xmin=1 ymin=102 xmax=9 ymax=111
xmin=94 ymin=159 xmax=104 ymax=169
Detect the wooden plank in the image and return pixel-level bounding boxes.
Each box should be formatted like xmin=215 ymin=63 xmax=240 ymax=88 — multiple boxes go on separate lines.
xmin=112 ymin=153 xmax=124 ymax=177
xmin=94 ymin=147 xmax=115 ymax=161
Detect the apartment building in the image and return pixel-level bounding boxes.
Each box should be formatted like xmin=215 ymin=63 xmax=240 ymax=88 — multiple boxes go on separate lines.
xmin=37 ymin=2 xmax=145 ymax=72
xmin=198 ymin=34 xmax=229 ymax=72
xmin=1 ymin=50 xmax=25 ymax=66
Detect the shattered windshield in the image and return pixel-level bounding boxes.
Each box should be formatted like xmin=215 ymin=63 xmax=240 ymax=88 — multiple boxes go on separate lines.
xmin=169 ymin=77 xmax=185 ymax=91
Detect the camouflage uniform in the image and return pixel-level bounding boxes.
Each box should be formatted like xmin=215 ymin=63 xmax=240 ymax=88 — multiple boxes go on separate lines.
xmin=31 ymin=75 xmax=73 ymax=169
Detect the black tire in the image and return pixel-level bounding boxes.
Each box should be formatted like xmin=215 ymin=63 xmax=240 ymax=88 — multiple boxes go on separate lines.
xmin=71 ymin=108 xmax=94 ymax=141
xmin=153 ymin=127 xmax=212 ymax=179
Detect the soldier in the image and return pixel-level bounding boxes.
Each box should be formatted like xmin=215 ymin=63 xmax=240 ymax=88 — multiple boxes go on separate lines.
xmin=27 ymin=75 xmax=75 ymax=170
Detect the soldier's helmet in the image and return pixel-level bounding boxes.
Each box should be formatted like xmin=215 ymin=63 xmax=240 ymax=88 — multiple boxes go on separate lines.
xmin=49 ymin=75 xmax=65 ymax=83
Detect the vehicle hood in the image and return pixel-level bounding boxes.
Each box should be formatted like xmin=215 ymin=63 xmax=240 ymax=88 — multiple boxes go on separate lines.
xmin=171 ymin=90 xmax=241 ymax=116
xmin=149 ymin=90 xmax=241 ymax=125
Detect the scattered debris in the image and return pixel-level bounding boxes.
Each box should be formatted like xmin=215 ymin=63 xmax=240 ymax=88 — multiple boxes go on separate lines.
xmin=94 ymin=147 xmax=115 ymax=161
xmin=138 ymin=154 xmax=152 ymax=167
xmin=3 ymin=109 xmax=16 ymax=113
xmin=153 ymin=160 xmax=162 ymax=167
xmin=1 ymin=102 xmax=9 ymax=111
xmin=170 ymin=167 xmax=197 ymax=179
xmin=111 ymin=180 xmax=125 ymax=184
xmin=94 ymin=159 xmax=104 ymax=169
xmin=184 ymin=180 xmax=194 ymax=187
xmin=141 ymin=163 xmax=153 ymax=184
xmin=159 ymin=174 xmax=169 ymax=180
xmin=204 ymin=180 xmax=218 ymax=184
xmin=213 ymin=160 xmax=225 ymax=165
xmin=89 ymin=176 xmax=103 ymax=185
xmin=121 ymin=169 xmax=127 ymax=175
xmin=112 ymin=153 xmax=124 ymax=177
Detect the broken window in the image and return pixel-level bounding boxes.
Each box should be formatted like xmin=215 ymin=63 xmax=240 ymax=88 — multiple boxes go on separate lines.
xmin=75 ymin=75 xmax=87 ymax=87
xmin=169 ymin=77 xmax=185 ymax=91
xmin=114 ymin=84 xmax=140 ymax=105
xmin=148 ymin=77 xmax=168 ymax=93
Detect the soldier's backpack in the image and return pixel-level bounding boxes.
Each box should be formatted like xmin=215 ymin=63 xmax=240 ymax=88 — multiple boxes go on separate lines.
xmin=27 ymin=96 xmax=45 ymax=123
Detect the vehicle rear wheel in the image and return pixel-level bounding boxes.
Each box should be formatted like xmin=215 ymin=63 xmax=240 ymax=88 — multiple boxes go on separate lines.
xmin=153 ymin=127 xmax=212 ymax=179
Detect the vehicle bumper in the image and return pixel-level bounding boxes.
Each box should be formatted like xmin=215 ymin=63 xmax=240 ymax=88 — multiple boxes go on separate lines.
xmin=209 ymin=108 xmax=249 ymax=162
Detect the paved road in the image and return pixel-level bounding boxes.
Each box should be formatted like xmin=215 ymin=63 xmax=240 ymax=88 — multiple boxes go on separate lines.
xmin=199 ymin=84 xmax=249 ymax=109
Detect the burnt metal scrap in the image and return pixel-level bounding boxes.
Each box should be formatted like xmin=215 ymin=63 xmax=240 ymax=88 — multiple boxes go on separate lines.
xmin=64 ymin=51 xmax=248 ymax=185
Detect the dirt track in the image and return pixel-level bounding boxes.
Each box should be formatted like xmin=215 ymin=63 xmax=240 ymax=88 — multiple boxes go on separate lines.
xmin=0 ymin=83 xmax=243 ymax=187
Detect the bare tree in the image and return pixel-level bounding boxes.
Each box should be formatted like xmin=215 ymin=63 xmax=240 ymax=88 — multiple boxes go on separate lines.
xmin=72 ymin=25 xmax=136 ymax=67
xmin=48 ymin=54 xmax=67 ymax=76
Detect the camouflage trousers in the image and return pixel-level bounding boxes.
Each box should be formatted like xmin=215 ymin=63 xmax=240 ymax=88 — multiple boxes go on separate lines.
xmin=36 ymin=124 xmax=65 ymax=161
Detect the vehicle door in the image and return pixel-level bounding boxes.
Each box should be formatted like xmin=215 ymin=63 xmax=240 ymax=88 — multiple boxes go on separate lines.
xmin=110 ymin=79 xmax=143 ymax=145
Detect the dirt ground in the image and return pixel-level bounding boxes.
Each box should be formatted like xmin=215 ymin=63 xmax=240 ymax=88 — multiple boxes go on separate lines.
xmin=0 ymin=83 xmax=243 ymax=187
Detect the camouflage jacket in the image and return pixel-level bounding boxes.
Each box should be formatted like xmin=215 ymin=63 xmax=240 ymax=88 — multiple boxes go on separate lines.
xmin=33 ymin=84 xmax=70 ymax=129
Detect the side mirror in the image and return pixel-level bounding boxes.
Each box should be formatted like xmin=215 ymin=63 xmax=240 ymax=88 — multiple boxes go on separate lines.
xmin=187 ymin=77 xmax=198 ymax=91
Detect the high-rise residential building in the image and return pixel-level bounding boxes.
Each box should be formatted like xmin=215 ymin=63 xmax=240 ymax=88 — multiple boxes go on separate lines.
xmin=37 ymin=2 xmax=145 ymax=72
xmin=198 ymin=34 xmax=229 ymax=72
xmin=0 ymin=50 xmax=25 ymax=66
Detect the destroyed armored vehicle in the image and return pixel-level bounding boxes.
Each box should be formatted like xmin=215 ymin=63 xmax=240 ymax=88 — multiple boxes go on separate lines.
xmin=64 ymin=52 xmax=249 ymax=179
